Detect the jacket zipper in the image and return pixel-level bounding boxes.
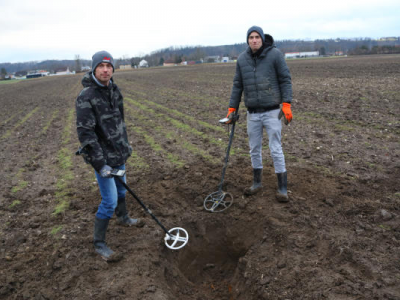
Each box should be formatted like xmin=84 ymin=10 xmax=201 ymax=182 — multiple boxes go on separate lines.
xmin=253 ymin=58 xmax=259 ymax=105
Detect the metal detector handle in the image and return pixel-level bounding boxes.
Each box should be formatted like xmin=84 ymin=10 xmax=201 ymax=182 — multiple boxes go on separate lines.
xmin=219 ymin=111 xmax=240 ymax=124
xmin=278 ymin=108 xmax=289 ymax=125
xmin=112 ymin=173 xmax=172 ymax=237
xmin=217 ymin=118 xmax=237 ymax=191
xmin=230 ymin=111 xmax=239 ymax=123
xmin=110 ymin=169 xmax=126 ymax=177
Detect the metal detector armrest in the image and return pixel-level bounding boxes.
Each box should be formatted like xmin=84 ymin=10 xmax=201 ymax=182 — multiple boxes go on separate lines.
xmin=111 ymin=169 xmax=126 ymax=177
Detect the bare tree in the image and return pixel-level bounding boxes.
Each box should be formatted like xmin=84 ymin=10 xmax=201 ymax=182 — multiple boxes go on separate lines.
xmin=1 ymin=67 xmax=7 ymax=79
xmin=75 ymin=55 xmax=82 ymax=73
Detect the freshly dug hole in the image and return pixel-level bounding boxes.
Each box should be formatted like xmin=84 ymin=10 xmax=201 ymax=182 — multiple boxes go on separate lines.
xmin=164 ymin=216 xmax=263 ymax=298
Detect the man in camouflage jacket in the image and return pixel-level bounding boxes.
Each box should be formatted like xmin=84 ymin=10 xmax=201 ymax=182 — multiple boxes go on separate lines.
xmin=223 ymin=26 xmax=293 ymax=202
xmin=76 ymin=50 xmax=143 ymax=261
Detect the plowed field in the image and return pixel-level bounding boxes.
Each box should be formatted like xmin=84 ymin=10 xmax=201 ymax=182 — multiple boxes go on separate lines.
xmin=1 ymin=54 xmax=399 ymax=300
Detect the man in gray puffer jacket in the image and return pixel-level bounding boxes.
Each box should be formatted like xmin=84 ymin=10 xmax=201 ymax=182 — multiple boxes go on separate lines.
xmin=224 ymin=26 xmax=293 ymax=202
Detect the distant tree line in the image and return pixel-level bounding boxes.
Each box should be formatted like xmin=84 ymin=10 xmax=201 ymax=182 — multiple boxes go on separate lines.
xmin=1 ymin=37 xmax=399 ymax=74
xmin=0 ymin=59 xmax=91 ymax=76
xmin=348 ymin=45 xmax=400 ymax=55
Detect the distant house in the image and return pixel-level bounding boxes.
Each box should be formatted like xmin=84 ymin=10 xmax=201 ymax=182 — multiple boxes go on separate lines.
xmin=222 ymin=57 xmax=229 ymax=63
xmin=38 ymin=70 xmax=50 ymax=76
xmin=120 ymin=64 xmax=132 ymax=69
xmin=55 ymin=67 xmax=74 ymax=75
xmin=81 ymin=66 xmax=91 ymax=72
xmin=139 ymin=60 xmax=148 ymax=68
xmin=284 ymin=51 xmax=319 ymax=59
xmin=26 ymin=70 xmax=49 ymax=79
xmin=163 ymin=58 xmax=175 ymax=67
xmin=204 ymin=56 xmax=220 ymax=63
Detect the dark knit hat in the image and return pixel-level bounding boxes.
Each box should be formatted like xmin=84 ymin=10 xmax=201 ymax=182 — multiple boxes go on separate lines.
xmin=246 ymin=26 xmax=265 ymax=44
xmin=92 ymin=50 xmax=114 ymax=72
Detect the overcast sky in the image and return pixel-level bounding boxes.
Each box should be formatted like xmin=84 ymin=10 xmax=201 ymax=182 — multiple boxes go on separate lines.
xmin=0 ymin=0 xmax=399 ymax=63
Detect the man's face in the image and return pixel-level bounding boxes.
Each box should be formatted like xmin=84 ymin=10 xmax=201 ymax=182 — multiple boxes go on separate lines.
xmin=248 ymin=32 xmax=262 ymax=52
xmin=94 ymin=62 xmax=113 ymax=86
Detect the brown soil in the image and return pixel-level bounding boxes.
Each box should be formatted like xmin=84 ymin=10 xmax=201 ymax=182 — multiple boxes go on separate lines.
xmin=0 ymin=54 xmax=399 ymax=300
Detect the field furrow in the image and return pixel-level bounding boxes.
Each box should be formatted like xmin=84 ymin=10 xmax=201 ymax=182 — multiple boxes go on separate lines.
xmin=1 ymin=56 xmax=399 ymax=300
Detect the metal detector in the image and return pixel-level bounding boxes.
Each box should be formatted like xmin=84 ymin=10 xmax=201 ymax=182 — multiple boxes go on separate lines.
xmin=204 ymin=111 xmax=239 ymax=213
xmin=111 ymin=169 xmax=189 ymax=250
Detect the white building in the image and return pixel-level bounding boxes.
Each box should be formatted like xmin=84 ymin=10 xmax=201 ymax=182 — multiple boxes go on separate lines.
xmin=55 ymin=67 xmax=74 ymax=75
xmin=120 ymin=64 xmax=132 ymax=69
xmin=285 ymin=51 xmax=319 ymax=59
xmin=81 ymin=66 xmax=91 ymax=71
xmin=139 ymin=60 xmax=148 ymax=68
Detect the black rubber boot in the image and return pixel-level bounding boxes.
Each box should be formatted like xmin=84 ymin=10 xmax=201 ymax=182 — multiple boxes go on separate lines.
xmin=93 ymin=217 xmax=120 ymax=261
xmin=115 ymin=198 xmax=144 ymax=227
xmin=276 ymin=172 xmax=289 ymax=202
xmin=244 ymin=168 xmax=263 ymax=196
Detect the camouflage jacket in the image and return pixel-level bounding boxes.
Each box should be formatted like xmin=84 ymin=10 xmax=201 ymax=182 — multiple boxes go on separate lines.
xmin=76 ymin=72 xmax=132 ymax=172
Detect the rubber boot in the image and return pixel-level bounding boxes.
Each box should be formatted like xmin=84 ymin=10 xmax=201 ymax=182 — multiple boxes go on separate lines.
xmin=276 ymin=172 xmax=289 ymax=202
xmin=115 ymin=198 xmax=144 ymax=227
xmin=244 ymin=168 xmax=263 ymax=196
xmin=93 ymin=217 xmax=120 ymax=261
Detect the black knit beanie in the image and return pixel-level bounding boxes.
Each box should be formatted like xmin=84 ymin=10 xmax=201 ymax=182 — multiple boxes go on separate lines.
xmin=246 ymin=26 xmax=265 ymax=44
xmin=92 ymin=51 xmax=114 ymax=73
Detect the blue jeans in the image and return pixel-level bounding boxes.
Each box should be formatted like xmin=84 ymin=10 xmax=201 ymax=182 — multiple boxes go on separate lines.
xmin=94 ymin=164 xmax=126 ymax=219
xmin=247 ymin=109 xmax=286 ymax=173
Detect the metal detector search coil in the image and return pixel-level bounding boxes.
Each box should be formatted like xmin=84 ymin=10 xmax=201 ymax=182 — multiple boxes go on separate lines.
xmin=164 ymin=228 xmax=189 ymax=250
xmin=112 ymin=169 xmax=189 ymax=250
xmin=204 ymin=191 xmax=233 ymax=212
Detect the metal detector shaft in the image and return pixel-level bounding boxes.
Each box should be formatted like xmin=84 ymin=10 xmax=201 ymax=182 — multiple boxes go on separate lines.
xmin=114 ymin=176 xmax=172 ymax=237
xmin=217 ymin=115 xmax=237 ymax=191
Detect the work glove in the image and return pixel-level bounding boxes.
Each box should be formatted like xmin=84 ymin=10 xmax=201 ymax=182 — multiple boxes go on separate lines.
xmin=225 ymin=107 xmax=237 ymax=124
xmin=99 ymin=165 xmax=112 ymax=178
xmin=280 ymin=103 xmax=292 ymax=124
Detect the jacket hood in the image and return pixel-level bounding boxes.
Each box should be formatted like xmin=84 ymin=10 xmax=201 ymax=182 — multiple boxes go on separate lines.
xmin=81 ymin=71 xmax=94 ymax=88
xmin=246 ymin=34 xmax=275 ymax=57
xmin=264 ymin=34 xmax=274 ymax=47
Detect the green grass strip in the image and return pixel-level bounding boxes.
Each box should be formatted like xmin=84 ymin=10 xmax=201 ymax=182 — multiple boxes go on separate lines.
xmin=124 ymin=106 xmax=185 ymax=168
xmin=2 ymin=112 xmax=19 ymax=125
xmin=61 ymin=109 xmax=74 ymax=145
xmin=131 ymin=125 xmax=185 ymax=168
xmin=53 ymin=108 xmax=75 ymax=215
xmin=54 ymin=147 xmax=73 ymax=215
xmin=9 ymin=200 xmax=21 ymax=209
xmin=130 ymin=107 xmax=220 ymax=165
xmin=50 ymin=225 xmax=63 ymax=236
xmin=10 ymin=168 xmax=28 ymax=193
xmin=125 ymin=97 xmax=224 ymax=148
xmin=0 ymin=80 xmax=20 ymax=85
xmin=41 ymin=109 xmax=59 ymax=135
xmin=126 ymin=148 xmax=150 ymax=170
xmin=126 ymin=96 xmax=225 ymax=133
xmin=1 ymin=107 xmax=39 ymax=140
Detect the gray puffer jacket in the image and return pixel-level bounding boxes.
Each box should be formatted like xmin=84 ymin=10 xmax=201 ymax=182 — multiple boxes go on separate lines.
xmin=229 ymin=34 xmax=292 ymax=109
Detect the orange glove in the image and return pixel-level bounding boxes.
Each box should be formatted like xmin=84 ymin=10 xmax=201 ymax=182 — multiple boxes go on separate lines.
xmin=225 ymin=107 xmax=236 ymax=124
xmin=281 ymin=103 xmax=292 ymax=124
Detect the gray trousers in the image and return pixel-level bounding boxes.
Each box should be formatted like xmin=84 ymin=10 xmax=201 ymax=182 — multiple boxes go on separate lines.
xmin=247 ymin=109 xmax=286 ymax=173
